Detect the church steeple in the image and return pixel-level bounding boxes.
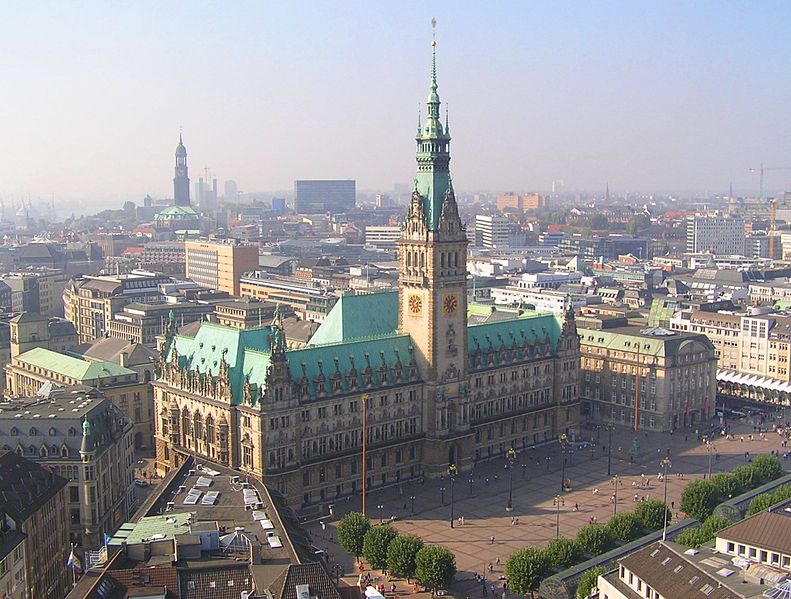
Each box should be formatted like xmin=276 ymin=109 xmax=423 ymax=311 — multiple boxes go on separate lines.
xmin=174 ymin=133 xmax=191 ymax=207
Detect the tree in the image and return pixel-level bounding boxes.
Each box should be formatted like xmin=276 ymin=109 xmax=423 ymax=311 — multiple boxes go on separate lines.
xmin=751 ymin=455 xmax=783 ymax=483
xmin=576 ymin=566 xmax=605 ymax=599
xmin=710 ymin=473 xmax=739 ymax=500
xmin=606 ymin=512 xmax=642 ymax=543
xmin=544 ymin=537 xmax=583 ymax=570
xmin=362 ymin=524 xmax=398 ymax=571
xmin=772 ymin=484 xmax=791 ymax=504
xmin=387 ymin=534 xmax=424 ymax=582
xmin=575 ymin=523 xmax=612 ymax=556
xmin=747 ymin=493 xmax=775 ymax=516
xmin=680 ymin=480 xmax=718 ymax=521
xmin=626 ymin=214 xmax=651 ymax=236
xmin=505 ymin=547 xmax=550 ymax=598
xmin=675 ymin=528 xmax=704 ymax=549
xmin=337 ymin=512 xmax=370 ymax=561
xmin=700 ymin=515 xmax=732 ymax=539
xmin=414 ymin=545 xmax=456 ymax=594
xmin=634 ymin=499 xmax=670 ymax=530
xmin=588 ymin=214 xmax=609 ymax=230
xmin=731 ymin=466 xmax=756 ymax=493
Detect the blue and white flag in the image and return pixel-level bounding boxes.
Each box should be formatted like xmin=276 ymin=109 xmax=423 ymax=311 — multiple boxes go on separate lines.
xmin=67 ymin=547 xmax=82 ymax=573
xmin=104 ymin=533 xmax=111 ymax=546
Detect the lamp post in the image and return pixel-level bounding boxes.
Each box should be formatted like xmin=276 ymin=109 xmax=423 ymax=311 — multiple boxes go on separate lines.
xmin=469 ymin=475 xmax=474 ymax=497
xmin=545 ymin=456 xmax=551 ymax=472
xmin=559 ymin=433 xmax=568 ymax=492
xmin=440 ymin=486 xmax=445 ymax=506
xmin=521 ymin=462 xmax=526 ymax=479
xmin=553 ymin=494 xmax=565 ymax=539
xmin=611 ymin=474 xmax=622 ymax=515
xmin=660 ymin=456 xmax=672 ymax=541
xmin=361 ymin=394 xmax=369 ymax=517
xmin=333 ymin=564 xmax=342 ymax=587
xmin=448 ymin=463 xmax=457 ymax=528
xmin=505 ymin=447 xmax=516 ymax=511
xmin=606 ymin=422 xmax=615 ymax=476
xmin=705 ymin=440 xmax=715 ymax=478
xmin=410 ymin=495 xmax=415 ymax=514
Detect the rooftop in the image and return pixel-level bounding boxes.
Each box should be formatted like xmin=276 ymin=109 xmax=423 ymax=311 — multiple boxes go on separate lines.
xmin=0 ymin=450 xmax=67 ymax=522
xmin=14 ymin=347 xmax=136 ymax=381
xmin=717 ymin=508 xmax=791 ymax=556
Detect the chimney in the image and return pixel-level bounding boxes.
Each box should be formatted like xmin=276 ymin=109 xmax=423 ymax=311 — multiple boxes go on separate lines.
xmin=119 ymin=351 xmax=128 ymax=368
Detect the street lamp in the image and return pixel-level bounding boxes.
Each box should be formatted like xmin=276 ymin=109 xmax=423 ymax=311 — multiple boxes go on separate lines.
xmin=553 ymin=494 xmax=565 ymax=539
xmin=521 ymin=462 xmax=526 ymax=479
xmin=611 ymin=474 xmax=622 ymax=515
xmin=705 ymin=440 xmax=715 ymax=478
xmin=660 ymin=456 xmax=672 ymax=541
xmin=559 ymin=433 xmax=568 ymax=492
xmin=505 ymin=447 xmax=516 ymax=512
xmin=468 ymin=475 xmax=474 ymax=497
xmin=410 ymin=495 xmax=415 ymax=514
xmin=545 ymin=455 xmax=551 ymax=472
xmin=448 ymin=463 xmax=457 ymax=528
xmin=606 ymin=422 xmax=615 ymax=476
xmin=333 ymin=564 xmax=343 ymax=587
xmin=440 ymin=486 xmax=446 ymax=506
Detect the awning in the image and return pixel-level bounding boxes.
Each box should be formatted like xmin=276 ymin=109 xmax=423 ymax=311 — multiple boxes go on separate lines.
xmin=717 ymin=369 xmax=791 ymax=394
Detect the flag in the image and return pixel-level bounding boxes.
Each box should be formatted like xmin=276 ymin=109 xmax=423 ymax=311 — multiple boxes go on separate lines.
xmin=67 ymin=547 xmax=82 ymax=573
xmin=104 ymin=533 xmax=111 ymax=546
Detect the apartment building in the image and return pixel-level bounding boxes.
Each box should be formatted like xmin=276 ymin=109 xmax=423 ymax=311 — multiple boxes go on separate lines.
xmin=686 ymin=214 xmax=745 ymax=254
xmin=185 ymin=239 xmax=259 ymax=295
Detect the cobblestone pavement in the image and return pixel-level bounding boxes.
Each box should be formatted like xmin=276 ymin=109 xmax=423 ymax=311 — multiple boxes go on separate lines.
xmin=307 ymin=417 xmax=791 ymax=598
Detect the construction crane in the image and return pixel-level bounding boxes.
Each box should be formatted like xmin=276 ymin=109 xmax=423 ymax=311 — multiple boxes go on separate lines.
xmin=749 ymin=164 xmax=791 ymax=259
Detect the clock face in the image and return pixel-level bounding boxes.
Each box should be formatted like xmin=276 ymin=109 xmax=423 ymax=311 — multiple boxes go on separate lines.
xmin=443 ymin=294 xmax=458 ymax=315
xmin=176 ymin=167 xmax=185 ymax=177
xmin=408 ymin=294 xmax=423 ymax=315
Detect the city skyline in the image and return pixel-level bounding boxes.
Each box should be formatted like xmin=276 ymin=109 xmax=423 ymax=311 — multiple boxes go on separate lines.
xmin=1 ymin=2 xmax=790 ymax=210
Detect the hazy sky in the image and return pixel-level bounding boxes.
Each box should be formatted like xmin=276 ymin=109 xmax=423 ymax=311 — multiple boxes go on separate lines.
xmin=2 ymin=1 xmax=790 ymax=211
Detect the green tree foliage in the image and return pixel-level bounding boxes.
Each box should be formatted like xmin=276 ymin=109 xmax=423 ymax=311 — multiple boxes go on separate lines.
xmin=700 ymin=515 xmax=732 ymax=538
xmin=544 ymin=538 xmax=583 ymax=570
xmin=387 ymin=534 xmax=424 ymax=582
xmin=680 ymin=480 xmax=718 ymax=521
xmin=337 ymin=512 xmax=370 ymax=560
xmin=751 ymin=455 xmax=783 ymax=483
xmin=362 ymin=524 xmax=398 ymax=571
xmin=588 ymin=214 xmax=610 ymax=230
xmin=710 ymin=473 xmax=739 ymax=500
xmin=675 ymin=528 xmax=704 ymax=549
xmin=626 ymin=214 xmax=651 ymax=236
xmin=606 ymin=512 xmax=642 ymax=543
xmin=575 ymin=523 xmax=613 ymax=556
xmin=634 ymin=499 xmax=670 ymax=530
xmin=576 ymin=566 xmax=605 ymax=599
xmin=747 ymin=493 xmax=776 ymax=516
xmin=414 ymin=545 xmax=456 ymax=594
xmin=505 ymin=547 xmax=550 ymax=598
xmin=772 ymin=484 xmax=791 ymax=504
xmin=730 ymin=466 xmax=756 ymax=493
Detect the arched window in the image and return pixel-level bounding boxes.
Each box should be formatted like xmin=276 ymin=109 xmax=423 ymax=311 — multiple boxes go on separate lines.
xmin=49 ymin=427 xmax=57 ymax=436
xmin=68 ymin=427 xmax=77 ymax=436
xmin=61 ymin=445 xmax=69 ymax=458
xmin=10 ymin=427 xmax=17 ymax=436
xmin=145 ymin=370 xmax=152 ymax=383
xmin=40 ymin=446 xmax=48 ymax=457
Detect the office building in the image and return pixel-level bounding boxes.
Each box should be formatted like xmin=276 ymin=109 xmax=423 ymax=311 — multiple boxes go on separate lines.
xmin=271 ymin=197 xmax=287 ymax=215
xmin=578 ymin=314 xmax=716 ymax=431
xmin=107 ymin=301 xmax=214 ymax=346
xmin=0 ymin=451 xmax=69 ymax=599
xmin=63 ymin=271 xmax=173 ymax=342
xmin=0 ymin=388 xmax=135 ymax=550
xmin=294 ymin=180 xmax=356 ymax=214
xmin=686 ymin=214 xmax=745 ymax=254
xmin=475 ymin=214 xmax=512 ymax=247
xmin=239 ymin=272 xmax=338 ymax=321
xmin=185 ymin=239 xmax=259 ymax=296
xmin=365 ymin=225 xmax=402 ymax=248
xmin=223 ymin=179 xmax=238 ymax=201
xmin=153 ymin=43 xmax=581 ymax=507
xmin=0 ymin=511 xmax=26 ymax=599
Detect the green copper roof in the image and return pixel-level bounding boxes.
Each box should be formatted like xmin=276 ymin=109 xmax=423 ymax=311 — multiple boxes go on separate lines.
xmin=286 ymin=333 xmax=416 ymax=398
xmin=414 ymin=40 xmax=452 ymax=231
xmin=467 ymin=312 xmax=563 ymax=370
xmin=155 ymin=205 xmax=199 ymax=220
xmin=577 ymin=326 xmax=713 ymax=358
xmin=308 ymin=292 xmax=399 ymax=346
xmin=16 ymin=347 xmax=135 ymax=381
xmin=170 ymin=323 xmax=274 ymax=403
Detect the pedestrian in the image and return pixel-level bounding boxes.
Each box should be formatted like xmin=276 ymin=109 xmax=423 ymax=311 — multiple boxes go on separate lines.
xmin=515 ymin=517 xmax=519 ymax=525
xmin=461 ymin=516 xmax=465 ymax=526
xmin=574 ymin=503 xmax=579 ymax=511
xmin=496 ymin=557 xmax=501 ymax=566
xmin=490 ymin=535 xmax=495 ymax=545
xmin=671 ymin=500 xmax=675 ymax=509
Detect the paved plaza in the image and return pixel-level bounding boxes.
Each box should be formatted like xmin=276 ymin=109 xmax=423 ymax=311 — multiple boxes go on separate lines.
xmin=307 ymin=417 xmax=791 ymax=598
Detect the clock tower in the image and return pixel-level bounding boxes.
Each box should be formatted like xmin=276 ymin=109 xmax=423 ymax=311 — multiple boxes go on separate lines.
xmin=398 ymin=37 xmax=471 ymax=472
xmin=173 ymin=133 xmax=191 ymax=207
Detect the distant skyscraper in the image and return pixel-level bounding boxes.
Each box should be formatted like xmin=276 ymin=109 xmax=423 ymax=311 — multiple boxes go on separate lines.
xmin=686 ymin=214 xmax=745 ymax=254
xmin=224 ymin=179 xmax=238 ymax=201
xmin=174 ymin=134 xmax=190 ymax=206
xmin=294 ymin=180 xmax=356 ymax=214
xmin=271 ymin=197 xmax=286 ymax=215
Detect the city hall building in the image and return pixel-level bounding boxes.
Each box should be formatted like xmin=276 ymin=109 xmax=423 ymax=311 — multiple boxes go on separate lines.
xmin=153 ymin=44 xmax=582 ymax=507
